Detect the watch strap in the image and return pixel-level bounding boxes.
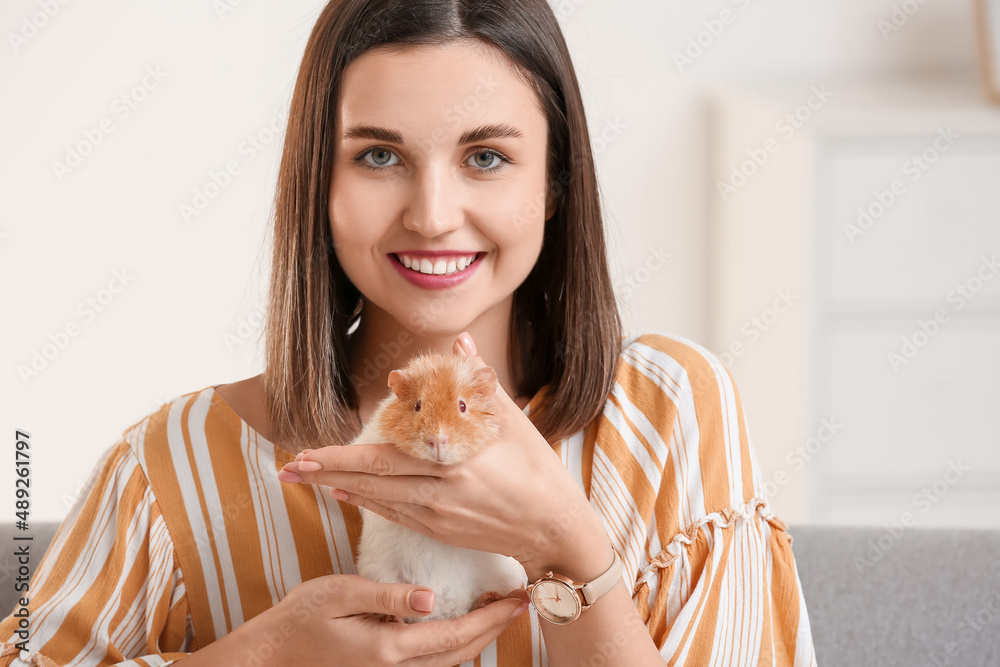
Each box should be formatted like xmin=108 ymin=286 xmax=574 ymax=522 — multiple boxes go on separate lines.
xmin=578 ymin=548 xmax=622 ymax=607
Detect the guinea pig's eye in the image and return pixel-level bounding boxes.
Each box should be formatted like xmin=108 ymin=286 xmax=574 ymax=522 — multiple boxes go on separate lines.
xmin=414 ymin=399 xmax=421 ymax=412
xmin=459 ymin=400 xmax=466 ymax=413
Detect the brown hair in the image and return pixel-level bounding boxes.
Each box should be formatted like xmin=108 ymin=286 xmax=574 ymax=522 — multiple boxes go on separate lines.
xmin=261 ymin=0 xmax=622 ymax=452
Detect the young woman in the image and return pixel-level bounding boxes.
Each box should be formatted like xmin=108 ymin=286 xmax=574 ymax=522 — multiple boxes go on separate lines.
xmin=0 ymin=0 xmax=816 ymax=665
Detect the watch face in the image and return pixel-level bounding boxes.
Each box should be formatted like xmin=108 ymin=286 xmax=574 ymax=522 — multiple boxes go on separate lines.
xmin=529 ymin=580 xmax=581 ymax=624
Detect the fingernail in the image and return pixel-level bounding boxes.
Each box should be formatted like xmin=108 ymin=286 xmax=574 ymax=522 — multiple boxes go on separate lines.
xmin=298 ymin=460 xmax=322 ymax=472
xmin=330 ymin=488 xmax=349 ymax=501
xmin=506 ymin=589 xmax=529 ymax=604
xmin=295 ymin=448 xmax=314 ymax=462
xmin=277 ymin=469 xmax=302 ymax=483
xmin=410 ymin=590 xmax=435 ymax=612
xmin=509 ymin=601 xmax=529 ymax=619
xmin=459 ymin=332 xmax=477 ymax=356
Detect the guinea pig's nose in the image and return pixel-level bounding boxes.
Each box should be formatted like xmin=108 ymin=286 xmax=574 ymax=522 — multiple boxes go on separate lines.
xmin=427 ymin=433 xmax=448 ymax=461
xmin=426 ymin=434 xmax=448 ymax=447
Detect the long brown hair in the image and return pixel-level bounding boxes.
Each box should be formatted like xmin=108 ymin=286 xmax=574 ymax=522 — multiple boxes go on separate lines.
xmin=261 ymin=0 xmax=622 ymax=452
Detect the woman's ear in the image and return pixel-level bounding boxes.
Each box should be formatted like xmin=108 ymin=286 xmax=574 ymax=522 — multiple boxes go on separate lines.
xmin=545 ymin=186 xmax=558 ymax=221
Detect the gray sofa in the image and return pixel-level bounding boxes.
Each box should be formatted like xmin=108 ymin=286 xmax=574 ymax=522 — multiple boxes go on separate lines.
xmin=2 ymin=523 xmax=999 ymax=664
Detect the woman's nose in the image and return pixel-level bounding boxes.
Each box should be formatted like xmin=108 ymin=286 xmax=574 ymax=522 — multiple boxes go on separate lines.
xmin=401 ymin=163 xmax=464 ymax=237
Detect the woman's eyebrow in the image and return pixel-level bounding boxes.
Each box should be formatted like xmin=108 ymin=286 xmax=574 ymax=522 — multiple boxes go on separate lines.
xmin=342 ymin=123 xmax=524 ymax=145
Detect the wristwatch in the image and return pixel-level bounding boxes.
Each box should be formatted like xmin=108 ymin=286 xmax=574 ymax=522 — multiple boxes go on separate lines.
xmin=526 ymin=547 xmax=622 ymax=624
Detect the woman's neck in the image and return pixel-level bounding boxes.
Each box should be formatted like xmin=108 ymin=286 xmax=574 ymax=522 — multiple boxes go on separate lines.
xmin=347 ymin=298 xmax=528 ymax=419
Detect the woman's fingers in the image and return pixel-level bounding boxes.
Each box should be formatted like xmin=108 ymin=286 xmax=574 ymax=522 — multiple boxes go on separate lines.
xmin=455 ymin=331 xmax=478 ymax=357
xmin=325 ymin=575 xmax=437 ymax=619
xmin=278 ymin=442 xmax=454 ymax=505
xmin=278 ymin=442 xmax=471 ymax=505
xmin=289 ymin=442 xmax=449 ymax=477
xmin=320 ymin=575 xmax=528 ymax=666
xmin=396 ymin=591 xmax=530 ymax=666
xmin=281 ymin=465 xmax=446 ymax=511
xmin=349 ymin=497 xmax=435 ymax=535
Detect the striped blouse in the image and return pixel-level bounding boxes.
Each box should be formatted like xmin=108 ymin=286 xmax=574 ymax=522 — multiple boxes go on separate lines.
xmin=0 ymin=332 xmax=817 ymax=666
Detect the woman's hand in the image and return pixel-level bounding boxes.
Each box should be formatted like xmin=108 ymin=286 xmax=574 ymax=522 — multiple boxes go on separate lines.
xmin=232 ymin=574 xmax=528 ymax=667
xmin=277 ymin=332 xmax=614 ymax=581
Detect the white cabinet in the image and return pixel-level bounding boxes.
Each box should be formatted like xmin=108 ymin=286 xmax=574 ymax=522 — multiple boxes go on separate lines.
xmin=707 ymin=75 xmax=1000 ymax=528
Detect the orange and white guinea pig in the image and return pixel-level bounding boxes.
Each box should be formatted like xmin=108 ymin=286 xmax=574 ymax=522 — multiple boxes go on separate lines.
xmin=351 ymin=352 xmax=527 ymax=622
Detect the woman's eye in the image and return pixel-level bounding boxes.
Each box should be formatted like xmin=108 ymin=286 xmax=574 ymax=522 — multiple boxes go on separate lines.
xmin=468 ymin=151 xmax=505 ymax=172
xmin=358 ymin=147 xmax=399 ymax=169
xmin=353 ymin=147 xmax=509 ymax=174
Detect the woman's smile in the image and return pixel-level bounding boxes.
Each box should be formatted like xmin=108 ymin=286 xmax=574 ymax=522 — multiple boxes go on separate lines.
xmin=390 ymin=250 xmax=485 ymax=289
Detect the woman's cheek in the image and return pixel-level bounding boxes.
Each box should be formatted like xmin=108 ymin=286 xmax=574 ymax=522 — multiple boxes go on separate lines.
xmin=491 ymin=203 xmax=545 ymax=280
xmin=488 ymin=184 xmax=548 ymax=243
xmin=330 ymin=177 xmax=394 ymax=244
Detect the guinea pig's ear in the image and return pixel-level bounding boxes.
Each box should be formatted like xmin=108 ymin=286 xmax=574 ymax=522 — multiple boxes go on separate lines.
xmin=388 ymin=370 xmax=412 ymax=399
xmin=471 ymin=366 xmax=498 ymax=400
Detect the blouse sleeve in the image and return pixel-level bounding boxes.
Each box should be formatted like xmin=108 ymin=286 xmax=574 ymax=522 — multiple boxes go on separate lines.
xmin=0 ymin=440 xmax=194 ymax=666
xmin=613 ymin=335 xmax=817 ymax=666
xmin=633 ymin=502 xmax=817 ymax=665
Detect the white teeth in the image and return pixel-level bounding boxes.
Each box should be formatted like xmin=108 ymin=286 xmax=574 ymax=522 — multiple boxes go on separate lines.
xmin=397 ymin=253 xmax=478 ymax=276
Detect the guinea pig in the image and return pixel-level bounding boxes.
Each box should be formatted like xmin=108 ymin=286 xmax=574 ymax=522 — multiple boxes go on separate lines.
xmin=351 ymin=352 xmax=527 ymax=622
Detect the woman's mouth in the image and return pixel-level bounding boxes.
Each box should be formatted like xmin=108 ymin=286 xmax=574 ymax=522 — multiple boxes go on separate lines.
xmin=394 ymin=252 xmax=481 ymax=276
xmin=389 ymin=252 xmax=484 ymax=289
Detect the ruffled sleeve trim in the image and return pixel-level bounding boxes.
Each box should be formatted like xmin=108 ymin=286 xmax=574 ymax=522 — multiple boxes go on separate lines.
xmin=0 ymin=645 xmax=58 ymax=667
xmin=0 ymin=441 xmax=194 ymax=666
xmin=639 ymin=498 xmax=790 ymax=583
xmin=0 ymin=642 xmax=188 ymax=666
xmin=629 ymin=497 xmax=801 ymax=651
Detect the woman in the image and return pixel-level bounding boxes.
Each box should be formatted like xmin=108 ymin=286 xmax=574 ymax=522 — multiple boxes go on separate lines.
xmin=0 ymin=0 xmax=816 ymax=664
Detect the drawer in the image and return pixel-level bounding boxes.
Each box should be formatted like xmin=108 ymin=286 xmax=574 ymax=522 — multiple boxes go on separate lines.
xmin=817 ymin=137 xmax=1000 ymax=308
xmin=812 ymin=319 xmax=1000 ymax=478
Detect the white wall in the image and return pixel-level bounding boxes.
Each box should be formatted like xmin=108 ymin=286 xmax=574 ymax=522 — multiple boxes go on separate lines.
xmin=1 ymin=0 xmax=984 ymax=522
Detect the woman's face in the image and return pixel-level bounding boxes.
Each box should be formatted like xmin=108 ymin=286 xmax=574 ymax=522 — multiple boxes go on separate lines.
xmin=329 ymin=39 xmax=555 ymax=339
